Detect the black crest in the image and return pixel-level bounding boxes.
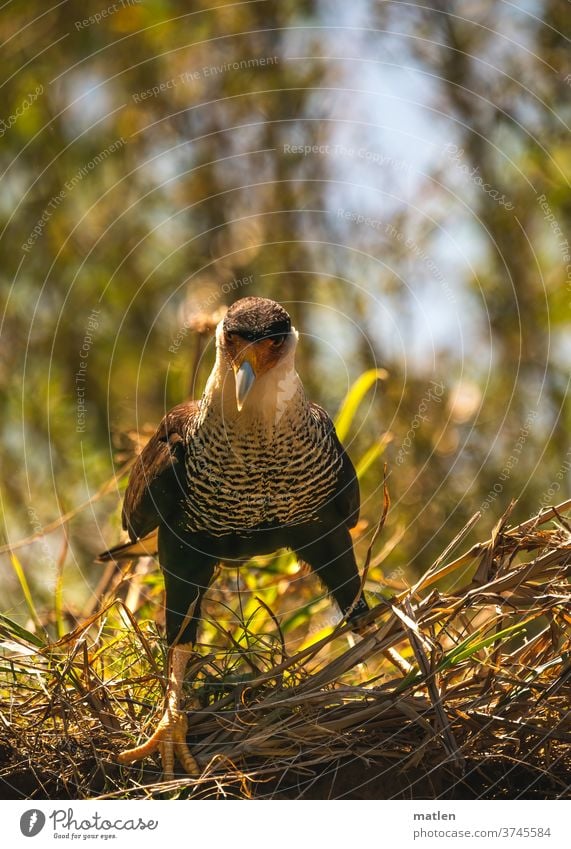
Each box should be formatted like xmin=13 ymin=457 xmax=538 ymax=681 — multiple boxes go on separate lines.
xmin=224 ymin=297 xmax=291 ymax=342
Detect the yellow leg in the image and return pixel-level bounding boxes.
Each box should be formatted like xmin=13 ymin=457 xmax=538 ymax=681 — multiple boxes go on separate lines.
xmin=118 ymin=643 xmax=200 ymax=780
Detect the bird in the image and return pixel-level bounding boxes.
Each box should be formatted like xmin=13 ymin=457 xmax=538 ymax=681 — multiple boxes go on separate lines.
xmin=101 ymin=296 xmax=369 ymax=778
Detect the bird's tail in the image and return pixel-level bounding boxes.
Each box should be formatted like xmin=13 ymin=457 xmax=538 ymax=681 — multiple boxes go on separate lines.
xmin=97 ymin=529 xmax=158 ymax=562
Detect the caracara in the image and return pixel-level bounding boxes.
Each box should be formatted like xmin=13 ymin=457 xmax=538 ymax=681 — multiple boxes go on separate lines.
xmin=101 ymin=296 xmax=368 ymax=777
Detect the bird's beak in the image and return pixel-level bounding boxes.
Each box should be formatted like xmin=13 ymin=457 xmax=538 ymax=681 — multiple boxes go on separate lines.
xmin=234 ymin=356 xmax=256 ymax=411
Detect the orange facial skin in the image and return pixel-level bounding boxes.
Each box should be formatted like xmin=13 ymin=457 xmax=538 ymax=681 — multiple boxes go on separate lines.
xmin=225 ymin=332 xmax=287 ymax=379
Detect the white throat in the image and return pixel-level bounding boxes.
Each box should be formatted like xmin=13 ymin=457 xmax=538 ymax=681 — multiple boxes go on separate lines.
xmin=201 ymin=321 xmax=304 ymax=429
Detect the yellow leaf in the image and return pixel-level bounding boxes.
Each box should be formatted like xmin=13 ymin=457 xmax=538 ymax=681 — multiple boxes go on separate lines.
xmin=334 ymin=368 xmax=388 ymax=442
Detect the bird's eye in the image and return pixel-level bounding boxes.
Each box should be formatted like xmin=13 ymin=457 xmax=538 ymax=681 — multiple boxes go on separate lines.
xmin=270 ymin=334 xmax=286 ymax=346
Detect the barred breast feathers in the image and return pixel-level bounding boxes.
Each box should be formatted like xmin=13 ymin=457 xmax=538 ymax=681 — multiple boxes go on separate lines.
xmin=183 ymin=357 xmax=341 ymax=533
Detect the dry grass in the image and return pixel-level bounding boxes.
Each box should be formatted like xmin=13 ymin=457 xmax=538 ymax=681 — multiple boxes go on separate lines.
xmin=1 ymin=500 xmax=570 ymax=800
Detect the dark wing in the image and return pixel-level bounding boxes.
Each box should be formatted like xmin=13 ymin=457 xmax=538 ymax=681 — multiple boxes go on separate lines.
xmin=309 ymin=402 xmax=360 ymax=529
xmin=122 ymin=401 xmax=198 ymax=541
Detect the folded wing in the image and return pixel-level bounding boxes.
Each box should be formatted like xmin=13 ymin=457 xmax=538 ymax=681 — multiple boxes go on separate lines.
xmin=122 ymin=401 xmax=198 ymax=541
xmin=309 ymin=402 xmax=360 ymax=529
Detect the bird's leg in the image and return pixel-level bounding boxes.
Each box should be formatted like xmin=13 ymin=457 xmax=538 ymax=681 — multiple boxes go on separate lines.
xmin=118 ymin=643 xmax=200 ymax=780
xmin=297 ymin=527 xmax=370 ymax=629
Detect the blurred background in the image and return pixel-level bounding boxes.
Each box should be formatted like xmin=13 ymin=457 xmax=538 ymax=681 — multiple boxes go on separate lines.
xmin=1 ymin=0 xmax=569 ymax=638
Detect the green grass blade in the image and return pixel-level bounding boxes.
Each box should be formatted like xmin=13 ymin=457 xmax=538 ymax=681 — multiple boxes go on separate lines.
xmin=355 ymin=438 xmax=387 ymax=479
xmin=439 ymin=620 xmax=529 ymax=669
xmin=9 ymin=553 xmax=46 ymax=638
xmin=394 ymin=620 xmax=530 ymax=693
xmin=0 ymin=613 xmax=45 ymax=648
xmin=54 ymin=559 xmax=65 ymax=640
xmin=334 ymin=368 xmax=388 ymax=442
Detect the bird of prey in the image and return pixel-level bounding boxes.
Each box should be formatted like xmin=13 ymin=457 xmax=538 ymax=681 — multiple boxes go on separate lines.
xmin=102 ymin=296 xmax=368 ymax=778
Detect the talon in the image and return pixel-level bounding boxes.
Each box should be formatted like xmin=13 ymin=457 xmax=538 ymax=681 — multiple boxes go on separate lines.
xmin=118 ymin=708 xmax=200 ymax=778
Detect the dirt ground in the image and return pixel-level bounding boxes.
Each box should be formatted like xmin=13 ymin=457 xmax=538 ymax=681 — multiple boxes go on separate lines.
xmin=1 ymin=729 xmax=569 ymax=800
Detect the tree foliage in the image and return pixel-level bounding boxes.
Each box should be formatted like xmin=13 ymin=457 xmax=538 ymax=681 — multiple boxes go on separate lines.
xmin=0 ymin=0 xmax=569 ymax=617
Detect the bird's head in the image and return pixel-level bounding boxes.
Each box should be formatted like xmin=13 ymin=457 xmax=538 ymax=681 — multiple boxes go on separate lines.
xmin=214 ymin=297 xmax=299 ymax=413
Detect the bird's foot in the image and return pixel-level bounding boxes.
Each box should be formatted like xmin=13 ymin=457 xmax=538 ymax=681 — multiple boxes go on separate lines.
xmin=346 ymin=597 xmax=371 ymax=635
xmin=118 ymin=707 xmax=200 ymax=780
